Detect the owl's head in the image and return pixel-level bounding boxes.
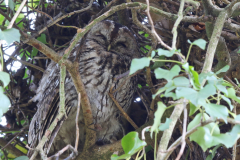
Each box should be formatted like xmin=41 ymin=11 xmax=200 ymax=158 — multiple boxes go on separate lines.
xmin=85 ymin=20 xmax=139 ymax=58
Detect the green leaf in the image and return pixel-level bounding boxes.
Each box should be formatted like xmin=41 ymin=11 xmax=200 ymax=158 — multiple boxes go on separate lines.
xmin=111 ymin=154 xmax=130 ymax=160
xmin=192 ymin=127 xmax=217 ymax=151
xmin=151 ymin=56 xmax=165 ymax=69
xmin=122 ymin=132 xmax=146 ymax=154
xmin=188 ymin=113 xmax=220 ymax=151
xmin=111 ymin=132 xmax=147 ymax=160
xmin=154 ymin=65 xmax=181 ymax=81
xmin=173 ymin=77 xmax=190 ymax=87
xmin=138 ymin=84 xmax=142 ymax=89
xmin=188 ymin=113 xmax=239 ymax=150
xmin=0 ymin=28 xmax=20 ymax=45
xmin=189 ymin=102 xmax=198 ymax=116
xmin=226 ymin=88 xmax=240 ymax=104
xmin=144 ymin=34 xmax=149 ymax=38
xmin=32 ymin=47 xmax=38 ymax=58
xmin=129 ymin=57 xmax=151 ymax=75
xmin=192 ymin=39 xmax=207 ymax=50
xmin=164 ymin=92 xmax=177 ymax=100
xmin=151 ymin=51 xmax=156 ymax=58
xmin=203 ymin=103 xmax=228 ymax=123
xmin=199 ymin=72 xmax=214 ymax=84
xmin=14 ymin=156 xmax=29 ymax=160
xmin=157 ymin=48 xmax=174 ymax=57
xmin=152 ymin=87 xmax=166 ymax=99
xmin=145 ymin=45 xmax=151 ymax=50
xmin=221 ymin=95 xmax=233 ymax=111
xmin=0 ymin=86 xmax=10 ymax=119
xmin=159 ymin=118 xmax=171 ymax=131
xmin=237 ymin=49 xmax=240 ymax=54
xmin=138 ymin=31 xmax=144 ymax=35
xmin=37 ymin=34 xmax=47 ymax=44
xmin=8 ymin=0 xmax=15 ymax=10
xmin=23 ymin=69 xmax=28 ymax=79
xmin=215 ymin=81 xmax=228 ymax=96
xmin=176 ymin=84 xmax=216 ymax=106
xmin=182 ymin=63 xmax=201 ymax=89
xmin=0 ymin=71 xmax=10 ymax=87
xmin=215 ymin=65 xmax=229 ymax=75
xmin=210 ymin=125 xmax=240 ymax=148
xmin=188 ymin=113 xmax=220 ymax=135
xmin=150 ymin=102 xmax=166 ymax=137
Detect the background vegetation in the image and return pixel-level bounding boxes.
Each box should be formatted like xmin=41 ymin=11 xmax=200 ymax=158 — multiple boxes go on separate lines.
xmin=0 ymin=0 xmax=240 ymax=159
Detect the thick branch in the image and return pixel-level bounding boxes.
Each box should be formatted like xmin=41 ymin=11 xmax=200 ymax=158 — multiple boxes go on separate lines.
xmin=157 ymin=99 xmax=188 ymax=160
xmin=68 ymin=62 xmax=96 ymax=150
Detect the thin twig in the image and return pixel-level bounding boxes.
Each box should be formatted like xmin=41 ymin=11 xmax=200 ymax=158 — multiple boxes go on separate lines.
xmin=176 ymin=107 xmax=187 ymax=160
xmin=4 ymin=54 xmax=45 ymax=72
xmin=7 ymin=0 xmax=27 ymax=29
xmin=145 ymin=0 xmax=172 ymax=50
xmin=37 ymin=0 xmax=94 ymax=35
xmin=108 ymin=92 xmax=138 ymax=130
xmin=47 ymin=145 xmax=77 ymax=160
xmin=75 ymin=93 xmax=81 ymax=151
xmin=0 ymin=125 xmax=28 ymax=150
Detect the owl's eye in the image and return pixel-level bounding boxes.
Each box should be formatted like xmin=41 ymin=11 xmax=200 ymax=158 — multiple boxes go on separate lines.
xmin=95 ymin=34 xmax=107 ymax=42
xmin=117 ymin=42 xmax=127 ymax=48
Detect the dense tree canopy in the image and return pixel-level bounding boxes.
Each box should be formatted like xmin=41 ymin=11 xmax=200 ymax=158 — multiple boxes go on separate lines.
xmin=0 ymin=0 xmax=240 ymax=159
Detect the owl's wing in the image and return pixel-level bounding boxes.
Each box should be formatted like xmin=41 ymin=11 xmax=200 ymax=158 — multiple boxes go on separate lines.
xmin=28 ymin=60 xmax=65 ymax=157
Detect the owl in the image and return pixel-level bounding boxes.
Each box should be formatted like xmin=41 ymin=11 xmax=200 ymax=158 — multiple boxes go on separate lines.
xmin=27 ymin=20 xmax=139 ymax=158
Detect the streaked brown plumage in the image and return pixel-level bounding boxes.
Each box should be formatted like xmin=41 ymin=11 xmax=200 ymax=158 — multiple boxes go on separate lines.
xmin=28 ymin=20 xmax=139 ymax=158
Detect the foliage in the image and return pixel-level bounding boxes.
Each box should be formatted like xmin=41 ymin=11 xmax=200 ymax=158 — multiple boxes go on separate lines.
xmin=0 ymin=0 xmax=240 ymax=159
xmin=114 ymin=38 xmax=240 ymax=159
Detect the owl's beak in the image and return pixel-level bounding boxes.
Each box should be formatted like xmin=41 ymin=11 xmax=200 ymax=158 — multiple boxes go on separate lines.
xmin=108 ymin=44 xmax=111 ymax=51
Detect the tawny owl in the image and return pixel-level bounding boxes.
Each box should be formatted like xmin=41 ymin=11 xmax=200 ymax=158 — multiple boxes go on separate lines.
xmin=28 ymin=20 xmax=139 ymax=158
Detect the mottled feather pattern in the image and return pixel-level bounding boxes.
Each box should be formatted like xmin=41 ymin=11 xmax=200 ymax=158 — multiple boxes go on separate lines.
xmin=28 ymin=20 xmax=139 ymax=157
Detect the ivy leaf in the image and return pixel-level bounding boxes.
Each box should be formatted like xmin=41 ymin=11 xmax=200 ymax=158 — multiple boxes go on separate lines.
xmin=111 ymin=132 xmax=147 ymax=160
xmin=154 ymin=65 xmax=181 ymax=81
xmin=37 ymin=33 xmax=47 ymax=44
xmin=188 ymin=113 xmax=220 ymax=151
xmin=159 ymin=118 xmax=171 ymax=131
xmin=0 ymin=71 xmax=10 ymax=87
xmin=203 ymin=103 xmax=228 ymax=123
xmin=164 ymin=92 xmax=177 ymax=100
xmin=150 ymin=102 xmax=166 ymax=137
xmin=151 ymin=51 xmax=156 ymax=58
xmin=0 ymin=28 xmax=20 ymax=45
xmin=14 ymin=156 xmax=29 ymax=160
xmin=176 ymin=84 xmax=216 ymax=106
xmin=189 ymin=102 xmax=198 ymax=116
xmin=157 ymin=48 xmax=175 ymax=57
xmin=8 ymin=0 xmax=15 ymax=11
xmin=182 ymin=63 xmax=201 ymax=89
xmin=0 ymin=86 xmax=10 ymax=119
xmin=189 ymin=39 xmax=207 ymax=50
xmin=226 ymin=88 xmax=240 ymax=103
xmin=215 ymin=65 xmax=229 ymax=75
xmin=173 ymin=77 xmax=190 ymax=87
xmin=221 ymin=95 xmax=233 ymax=111
xmin=129 ymin=57 xmax=151 ymax=75
xmin=210 ymin=125 xmax=240 ymax=149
